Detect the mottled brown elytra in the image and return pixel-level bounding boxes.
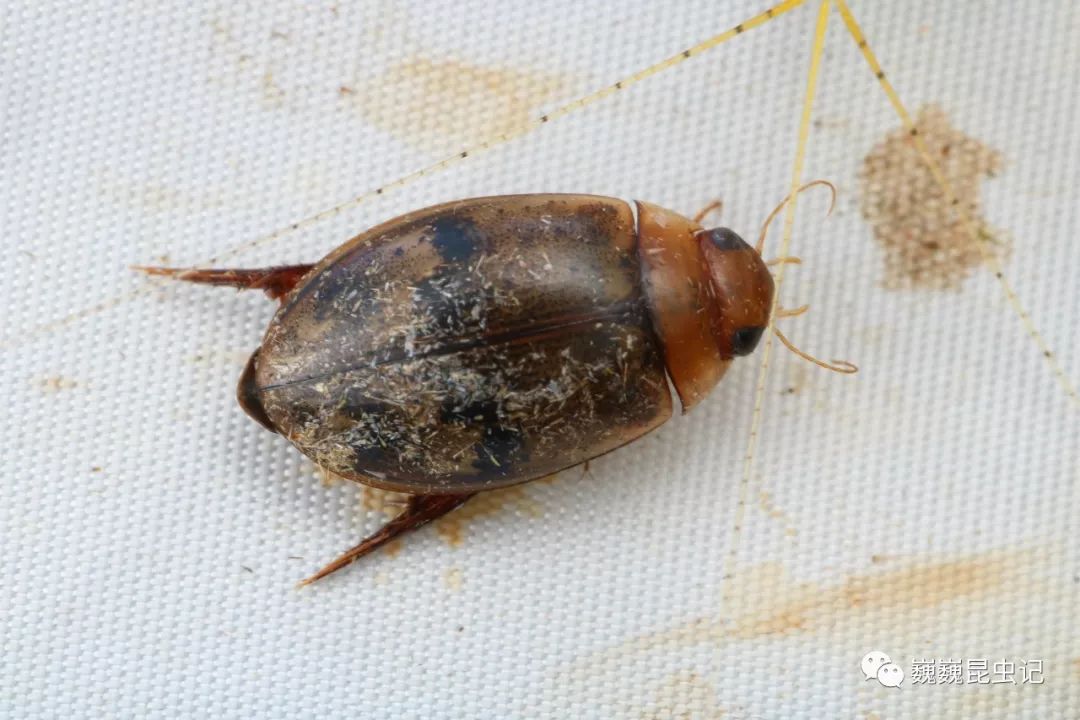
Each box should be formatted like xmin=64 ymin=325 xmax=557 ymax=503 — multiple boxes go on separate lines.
xmin=140 ymin=189 xmax=851 ymax=585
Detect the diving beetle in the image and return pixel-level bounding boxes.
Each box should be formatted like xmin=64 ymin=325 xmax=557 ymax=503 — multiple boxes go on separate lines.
xmin=142 ymin=188 xmax=848 ymax=585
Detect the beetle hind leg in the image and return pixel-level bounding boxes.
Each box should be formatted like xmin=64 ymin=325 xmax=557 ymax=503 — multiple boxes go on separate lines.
xmin=135 ymin=264 xmax=314 ymax=300
xmin=297 ymin=493 xmax=476 ymax=587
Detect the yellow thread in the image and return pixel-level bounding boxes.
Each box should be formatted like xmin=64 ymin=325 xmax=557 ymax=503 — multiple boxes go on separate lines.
xmin=15 ymin=1 xmax=809 ymax=349
xmin=206 ymin=0 xmax=809 ymax=264
xmin=722 ymin=0 xmax=832 ymax=618
xmin=835 ymin=0 xmax=1077 ymax=407
xmin=0 ymin=289 xmax=146 ymax=351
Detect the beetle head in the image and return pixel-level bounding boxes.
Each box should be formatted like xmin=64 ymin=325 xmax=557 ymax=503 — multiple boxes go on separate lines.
xmin=697 ymin=227 xmax=775 ymax=358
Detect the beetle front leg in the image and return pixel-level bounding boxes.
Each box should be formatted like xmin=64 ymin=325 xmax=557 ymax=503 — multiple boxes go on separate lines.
xmin=135 ymin=264 xmax=314 ymax=301
xmin=297 ymin=493 xmax=476 ymax=587
xmin=692 ymin=199 xmax=724 ymax=225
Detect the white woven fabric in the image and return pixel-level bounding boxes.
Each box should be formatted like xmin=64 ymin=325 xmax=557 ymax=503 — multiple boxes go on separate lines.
xmin=3 ymin=1 xmax=1078 ymax=717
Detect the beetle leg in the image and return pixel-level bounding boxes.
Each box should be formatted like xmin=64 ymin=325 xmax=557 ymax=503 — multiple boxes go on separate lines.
xmin=774 ymin=304 xmax=810 ymax=318
xmin=766 ymin=255 xmax=802 ymax=267
xmin=297 ymin=493 xmax=476 ymax=587
xmin=692 ymin=199 xmax=724 ymax=225
xmin=135 ymin=264 xmax=314 ymax=300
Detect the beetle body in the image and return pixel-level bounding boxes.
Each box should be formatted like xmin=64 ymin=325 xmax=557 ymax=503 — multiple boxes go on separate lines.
xmin=144 ymin=193 xmax=775 ymax=582
xmin=242 ymin=195 xmax=773 ymax=494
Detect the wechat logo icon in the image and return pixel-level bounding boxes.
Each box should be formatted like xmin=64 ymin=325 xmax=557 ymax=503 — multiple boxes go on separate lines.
xmin=861 ymin=651 xmax=904 ymax=688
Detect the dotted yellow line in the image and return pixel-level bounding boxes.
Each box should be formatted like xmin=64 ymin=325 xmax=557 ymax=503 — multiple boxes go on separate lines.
xmin=11 ymin=1 xmax=809 ymax=350
xmin=207 ymin=0 xmax=810 ymax=264
xmin=723 ymin=0 xmax=832 ymax=609
xmin=836 ymin=0 xmax=1077 ymax=407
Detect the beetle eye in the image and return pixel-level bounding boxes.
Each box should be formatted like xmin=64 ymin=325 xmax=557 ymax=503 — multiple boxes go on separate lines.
xmin=700 ymin=227 xmax=750 ymax=251
xmin=731 ymin=325 xmax=766 ymax=356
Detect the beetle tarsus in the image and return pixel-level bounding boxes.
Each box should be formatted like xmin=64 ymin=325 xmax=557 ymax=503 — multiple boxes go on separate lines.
xmin=296 ymin=493 xmax=476 ymax=587
xmin=135 ymin=264 xmax=314 ymax=300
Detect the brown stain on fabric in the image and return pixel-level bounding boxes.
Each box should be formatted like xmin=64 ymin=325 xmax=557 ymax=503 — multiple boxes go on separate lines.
xmin=360 ymin=486 xmax=410 ymax=516
xmin=553 ymin=551 xmax=1042 ymax=717
xmin=35 ymin=376 xmax=78 ymax=393
xmin=587 ymin=550 xmax=1024 ymax=661
xmin=859 ymin=105 xmax=1005 ymax=290
xmin=443 ymin=567 xmax=464 ymax=591
xmin=382 ymin=539 xmax=402 ymax=558
xmin=435 ymin=485 xmax=543 ymax=547
xmin=360 ymin=484 xmax=543 ymax=548
xmin=757 ymin=491 xmax=788 ymax=522
xmin=757 ymin=491 xmax=798 ymax=536
xmin=1072 ymin=658 xmax=1080 ymax=680
xmin=350 ymin=56 xmax=569 ymax=154
xmin=639 ymin=672 xmax=727 ymax=720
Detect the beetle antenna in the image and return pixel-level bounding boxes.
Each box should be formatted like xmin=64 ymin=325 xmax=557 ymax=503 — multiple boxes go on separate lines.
xmin=756 ymin=179 xmax=837 ymax=254
xmin=757 ymin=181 xmax=850 ymax=373
xmin=771 ymin=325 xmax=857 ymax=374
